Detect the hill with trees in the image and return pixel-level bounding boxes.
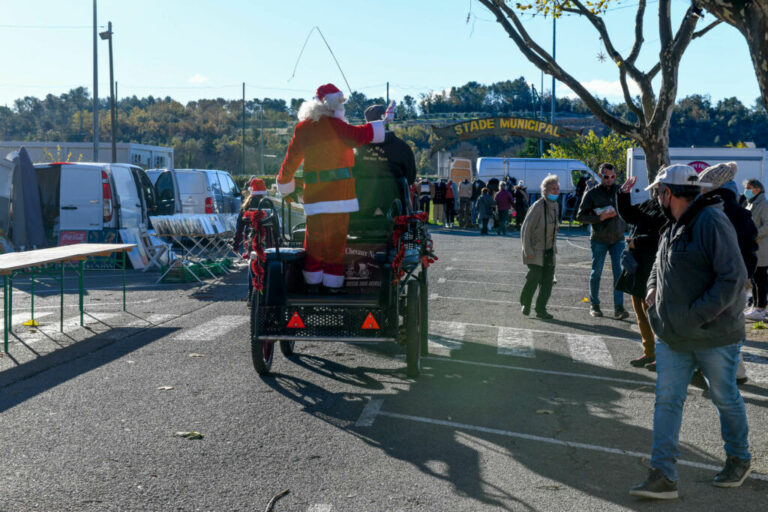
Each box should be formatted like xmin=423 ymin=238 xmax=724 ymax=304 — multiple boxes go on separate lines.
xmin=0 ymin=79 xmax=766 ymax=177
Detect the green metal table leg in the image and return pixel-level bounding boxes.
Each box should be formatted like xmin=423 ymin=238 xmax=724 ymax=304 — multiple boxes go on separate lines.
xmin=78 ymin=260 xmax=84 ymax=326
xmin=3 ymin=274 xmax=8 ymax=353
xmin=122 ymin=251 xmax=126 ymax=312
xmin=30 ymin=268 xmax=35 ymax=322
xmin=60 ymin=263 xmax=64 ymax=332
xmin=7 ymin=273 xmax=12 ymax=333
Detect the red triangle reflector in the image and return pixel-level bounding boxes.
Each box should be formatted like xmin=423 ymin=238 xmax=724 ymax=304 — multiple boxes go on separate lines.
xmin=287 ymin=311 xmax=305 ymax=328
xmin=361 ymin=312 xmax=380 ymax=330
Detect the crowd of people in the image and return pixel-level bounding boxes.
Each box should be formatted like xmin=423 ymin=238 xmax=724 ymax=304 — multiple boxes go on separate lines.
xmin=516 ymin=162 xmax=756 ymax=499
xmin=414 ymin=175 xmax=531 ymax=234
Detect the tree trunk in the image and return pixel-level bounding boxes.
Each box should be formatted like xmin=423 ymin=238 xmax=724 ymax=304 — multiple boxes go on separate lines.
xmin=639 ymin=134 xmax=670 ymax=183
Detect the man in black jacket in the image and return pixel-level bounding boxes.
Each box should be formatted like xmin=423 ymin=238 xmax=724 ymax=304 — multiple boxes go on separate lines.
xmin=352 ymin=105 xmax=417 ymax=215
xmin=576 ymin=163 xmax=628 ymax=319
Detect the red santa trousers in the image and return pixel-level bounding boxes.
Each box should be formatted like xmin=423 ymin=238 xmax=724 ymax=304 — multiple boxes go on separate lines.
xmin=303 ymin=212 xmax=349 ymax=288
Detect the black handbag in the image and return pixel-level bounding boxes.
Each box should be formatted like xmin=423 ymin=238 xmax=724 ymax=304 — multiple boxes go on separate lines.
xmin=621 ymin=250 xmax=639 ymax=274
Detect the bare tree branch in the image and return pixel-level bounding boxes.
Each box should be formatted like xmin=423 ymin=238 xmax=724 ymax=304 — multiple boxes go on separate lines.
xmin=619 ymin=66 xmax=645 ymax=123
xmin=692 ymin=19 xmax=723 ymax=39
xmin=659 ymin=0 xmax=673 ymax=47
xmin=479 ymin=0 xmax=640 ymax=136
xmin=627 ymin=0 xmax=647 ymax=64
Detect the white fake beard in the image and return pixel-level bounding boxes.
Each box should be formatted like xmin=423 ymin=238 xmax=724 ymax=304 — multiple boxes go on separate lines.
xmin=333 ymin=106 xmax=346 ymax=120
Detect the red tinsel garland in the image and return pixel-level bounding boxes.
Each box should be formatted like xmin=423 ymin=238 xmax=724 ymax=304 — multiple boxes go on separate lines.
xmin=390 ymin=211 xmax=437 ymax=284
xmin=241 ymin=210 xmax=268 ymax=291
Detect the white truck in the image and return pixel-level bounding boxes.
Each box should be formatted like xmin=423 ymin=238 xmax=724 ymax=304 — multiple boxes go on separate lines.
xmin=626 ymin=147 xmax=768 ymax=204
xmin=475 ymin=157 xmax=598 ymax=196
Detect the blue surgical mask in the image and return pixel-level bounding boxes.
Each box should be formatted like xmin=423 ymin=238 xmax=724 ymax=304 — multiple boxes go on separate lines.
xmin=745 ymin=189 xmax=755 ymax=200
xmin=547 ymin=194 xmax=559 ymax=201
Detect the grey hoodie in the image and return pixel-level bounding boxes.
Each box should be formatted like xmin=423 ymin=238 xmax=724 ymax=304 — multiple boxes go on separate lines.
xmin=647 ymin=194 xmax=746 ymax=351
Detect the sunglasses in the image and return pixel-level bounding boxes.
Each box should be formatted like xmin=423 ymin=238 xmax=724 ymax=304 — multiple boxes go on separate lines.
xmin=602 ymin=174 xmax=616 ymax=180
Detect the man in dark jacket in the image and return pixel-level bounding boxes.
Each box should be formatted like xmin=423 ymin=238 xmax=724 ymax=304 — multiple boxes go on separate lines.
xmin=699 ymin=162 xmax=757 ymax=386
xmin=352 ymin=105 xmax=417 ymax=216
xmin=513 ymin=182 xmax=529 ymax=229
xmin=471 ymin=178 xmax=485 ymax=226
xmin=576 ymin=163 xmax=628 ymax=319
xmin=630 ymin=165 xmax=751 ymax=500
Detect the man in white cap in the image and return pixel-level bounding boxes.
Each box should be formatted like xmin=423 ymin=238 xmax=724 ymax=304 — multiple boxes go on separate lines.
xmin=630 ymin=164 xmax=752 ymax=499
xmin=276 ymin=83 xmax=394 ymax=291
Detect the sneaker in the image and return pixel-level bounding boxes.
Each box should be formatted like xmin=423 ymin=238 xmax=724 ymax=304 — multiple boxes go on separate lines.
xmin=629 ymin=468 xmax=679 ymax=499
xmin=614 ymin=307 xmax=630 ymax=320
xmin=744 ymin=306 xmax=754 ymax=315
xmin=645 ymin=361 xmax=657 ymax=372
xmin=737 ymin=376 xmax=748 ymax=386
xmin=630 ymin=355 xmax=655 ymax=368
xmin=690 ymin=369 xmax=709 ymax=390
xmin=521 ymin=304 xmax=531 ymax=316
xmin=590 ymin=304 xmax=603 ymax=317
xmin=745 ymin=308 xmax=766 ymax=321
xmin=713 ymin=456 xmax=752 ymax=488
xmin=535 ymin=310 xmax=553 ymax=320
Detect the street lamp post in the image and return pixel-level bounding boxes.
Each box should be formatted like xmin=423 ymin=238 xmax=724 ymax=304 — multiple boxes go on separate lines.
xmin=92 ymin=0 xmax=99 ymax=161
xmin=100 ymin=22 xmax=117 ymax=163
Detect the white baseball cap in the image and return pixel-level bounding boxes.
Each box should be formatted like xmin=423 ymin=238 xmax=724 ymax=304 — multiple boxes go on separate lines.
xmin=645 ymin=164 xmax=713 ymax=191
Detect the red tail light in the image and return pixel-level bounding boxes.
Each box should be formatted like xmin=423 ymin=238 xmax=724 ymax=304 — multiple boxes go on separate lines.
xmin=204 ymin=197 xmax=213 ymax=213
xmin=102 ymin=170 xmax=113 ymax=222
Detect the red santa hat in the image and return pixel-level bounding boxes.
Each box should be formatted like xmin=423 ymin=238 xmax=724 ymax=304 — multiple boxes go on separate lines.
xmin=249 ymin=178 xmax=267 ymax=196
xmin=315 ymin=83 xmax=345 ymax=109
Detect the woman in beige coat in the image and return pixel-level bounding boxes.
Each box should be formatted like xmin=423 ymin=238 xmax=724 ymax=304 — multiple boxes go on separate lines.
xmin=745 ymin=178 xmax=768 ymax=321
xmin=520 ymin=175 xmax=560 ymax=319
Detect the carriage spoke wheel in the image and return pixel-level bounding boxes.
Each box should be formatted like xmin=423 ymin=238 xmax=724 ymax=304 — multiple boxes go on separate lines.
xmin=406 ymin=279 xmax=422 ymax=378
xmin=250 ymin=291 xmax=274 ymax=375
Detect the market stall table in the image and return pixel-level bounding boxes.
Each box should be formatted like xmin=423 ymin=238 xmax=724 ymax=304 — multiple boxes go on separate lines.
xmin=0 ymin=243 xmax=135 ymax=353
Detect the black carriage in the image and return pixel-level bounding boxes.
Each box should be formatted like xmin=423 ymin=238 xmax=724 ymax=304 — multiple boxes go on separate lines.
xmin=241 ymin=179 xmax=434 ymax=378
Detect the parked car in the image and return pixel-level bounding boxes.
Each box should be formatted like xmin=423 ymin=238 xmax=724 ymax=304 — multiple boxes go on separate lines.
xmin=146 ymin=168 xmax=242 ymax=215
xmin=35 ymin=162 xmax=157 ymax=245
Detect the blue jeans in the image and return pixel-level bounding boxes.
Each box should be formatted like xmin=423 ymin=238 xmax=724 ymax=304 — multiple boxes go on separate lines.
xmin=497 ymin=210 xmax=510 ymax=235
xmin=652 ymin=339 xmax=750 ymax=481
xmin=589 ymin=240 xmax=625 ymax=309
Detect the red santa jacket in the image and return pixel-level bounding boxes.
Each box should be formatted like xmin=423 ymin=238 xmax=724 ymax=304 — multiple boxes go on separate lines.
xmin=277 ymin=116 xmax=384 ymax=216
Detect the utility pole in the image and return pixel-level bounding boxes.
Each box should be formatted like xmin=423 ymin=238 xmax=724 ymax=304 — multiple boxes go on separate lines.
xmin=100 ymin=21 xmax=116 ymax=163
xmin=115 ymin=81 xmax=118 ymax=136
xmin=92 ymin=0 xmax=99 ymax=161
xmin=260 ymin=103 xmax=265 ymax=174
xmin=551 ymin=17 xmax=556 ymax=125
xmin=386 ymin=82 xmax=389 ymax=104
xmin=242 ymin=82 xmax=246 ymax=175
xmin=539 ymin=70 xmax=544 ymax=157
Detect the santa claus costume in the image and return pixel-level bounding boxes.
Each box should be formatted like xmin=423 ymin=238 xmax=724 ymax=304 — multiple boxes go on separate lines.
xmin=276 ymin=83 xmax=392 ymax=289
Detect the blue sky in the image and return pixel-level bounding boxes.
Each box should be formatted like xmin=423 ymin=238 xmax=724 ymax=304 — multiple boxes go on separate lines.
xmin=0 ymin=0 xmax=759 ymax=110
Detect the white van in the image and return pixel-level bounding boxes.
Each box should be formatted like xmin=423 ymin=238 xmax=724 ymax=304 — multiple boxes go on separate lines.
xmin=475 ymin=157 xmax=597 ymax=196
xmin=147 ymin=168 xmax=241 ymax=214
xmin=627 ymin=147 xmax=767 ymax=204
xmin=35 ymin=162 xmax=156 ymax=244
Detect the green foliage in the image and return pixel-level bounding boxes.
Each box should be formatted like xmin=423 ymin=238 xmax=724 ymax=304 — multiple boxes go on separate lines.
xmin=545 ymin=130 xmax=634 ymax=179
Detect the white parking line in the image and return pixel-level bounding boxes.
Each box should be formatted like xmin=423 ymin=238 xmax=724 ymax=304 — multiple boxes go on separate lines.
xmin=443 ymin=265 xmax=587 ymax=278
xmin=429 ymin=320 xmax=465 ymax=355
xmin=355 ymin=399 xmax=383 ymax=427
xmin=0 ymin=311 xmax=53 ymax=329
xmin=567 ymin=334 xmax=614 ymax=368
xmin=356 ymin=400 xmax=767 ymax=482
xmin=429 ymin=293 xmax=589 ymax=310
xmin=497 ymin=327 xmax=535 ymax=358
xmin=171 ymin=315 xmax=248 ymax=341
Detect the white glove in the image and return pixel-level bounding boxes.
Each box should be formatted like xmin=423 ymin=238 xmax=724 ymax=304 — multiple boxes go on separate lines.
xmin=383 ymin=100 xmax=396 ymax=123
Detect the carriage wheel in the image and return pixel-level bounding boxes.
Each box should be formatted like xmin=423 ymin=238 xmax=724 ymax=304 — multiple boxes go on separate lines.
xmin=406 ymin=279 xmax=421 ymax=378
xmin=250 ymin=292 xmax=274 ymax=375
xmin=419 ymin=267 xmax=429 ymax=356
xmin=279 ymin=341 xmax=296 ymax=357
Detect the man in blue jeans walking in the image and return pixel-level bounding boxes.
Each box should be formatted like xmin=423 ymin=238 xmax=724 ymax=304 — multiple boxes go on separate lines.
xmin=576 ymin=163 xmax=629 ymax=319
xmin=630 ymin=165 xmax=751 ymax=499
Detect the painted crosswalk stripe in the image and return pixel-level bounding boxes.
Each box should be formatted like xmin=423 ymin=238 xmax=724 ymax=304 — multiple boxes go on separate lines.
xmin=307 ymin=505 xmax=332 ymax=512
xmin=429 ymin=320 xmax=465 ymax=355
xmin=567 ymin=334 xmax=614 ymax=368
xmin=123 ymin=313 xmax=176 ymax=327
xmin=0 ymin=311 xmax=53 ymax=329
xmin=497 ymin=327 xmax=535 ymax=358
xmin=172 ymin=315 xmax=248 ymax=341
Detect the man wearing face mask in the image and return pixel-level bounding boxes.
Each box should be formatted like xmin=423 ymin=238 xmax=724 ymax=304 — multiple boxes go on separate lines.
xmin=630 ymin=165 xmax=751 ymax=499
xmin=576 ymin=163 xmax=629 ymax=319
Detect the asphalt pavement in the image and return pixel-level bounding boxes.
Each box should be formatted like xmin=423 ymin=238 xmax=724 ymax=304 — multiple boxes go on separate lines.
xmin=1 ymin=225 xmax=767 ymax=511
